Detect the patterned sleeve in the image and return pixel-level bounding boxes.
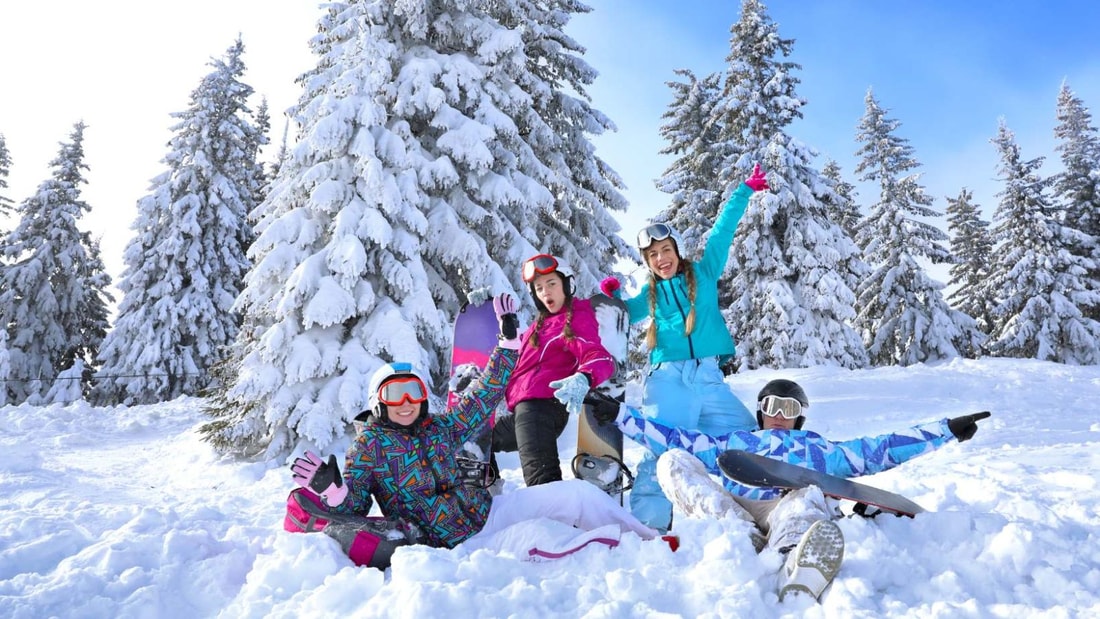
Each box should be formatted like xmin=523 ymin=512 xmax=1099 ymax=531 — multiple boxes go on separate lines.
xmin=615 ymin=404 xmax=760 ymax=472
xmin=829 ymin=419 xmax=955 ymax=478
xmin=436 ymin=346 xmax=518 ymax=445
xmin=329 ymin=439 xmax=376 ymax=515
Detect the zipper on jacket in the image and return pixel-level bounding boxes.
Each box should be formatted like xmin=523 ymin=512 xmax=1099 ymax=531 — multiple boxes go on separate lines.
xmin=659 ymin=277 xmax=696 ymax=359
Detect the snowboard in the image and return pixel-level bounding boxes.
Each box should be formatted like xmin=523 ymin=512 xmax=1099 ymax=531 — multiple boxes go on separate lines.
xmin=716 ymin=449 xmax=927 ymax=517
xmin=572 ymin=294 xmax=632 ymax=497
xmin=447 ymin=300 xmax=502 ymax=488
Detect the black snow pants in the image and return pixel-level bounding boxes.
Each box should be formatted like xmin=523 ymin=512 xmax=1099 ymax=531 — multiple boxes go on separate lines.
xmin=492 ymin=398 xmax=570 ymax=487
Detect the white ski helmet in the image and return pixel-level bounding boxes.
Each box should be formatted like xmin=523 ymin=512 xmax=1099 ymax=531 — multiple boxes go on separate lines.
xmin=366 ymin=361 xmax=430 ymax=421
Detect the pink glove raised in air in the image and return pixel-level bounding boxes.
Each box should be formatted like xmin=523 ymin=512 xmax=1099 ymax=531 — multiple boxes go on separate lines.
xmin=600 ymin=277 xmax=621 ymax=299
xmin=744 ymin=163 xmax=769 ymax=192
xmin=493 ymin=293 xmax=521 ymax=350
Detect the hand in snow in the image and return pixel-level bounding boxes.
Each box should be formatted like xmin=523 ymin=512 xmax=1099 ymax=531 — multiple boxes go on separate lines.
xmin=744 ymin=163 xmax=769 ymax=192
xmin=599 ymin=277 xmax=621 ymax=299
xmin=467 ymin=287 xmax=492 ymax=306
xmin=550 ymin=372 xmax=591 ymax=415
xmin=290 ymin=451 xmax=348 ymax=507
xmin=493 ymin=293 xmax=521 ymax=350
xmin=947 ymin=411 xmax=991 ymax=442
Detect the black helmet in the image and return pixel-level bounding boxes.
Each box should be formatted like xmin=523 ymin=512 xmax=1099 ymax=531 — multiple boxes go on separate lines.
xmin=756 ymin=379 xmax=809 ymax=430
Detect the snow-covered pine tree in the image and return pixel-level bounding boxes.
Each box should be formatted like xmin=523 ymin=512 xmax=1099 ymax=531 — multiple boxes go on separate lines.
xmin=0 ymin=132 xmax=13 ymax=221
xmin=219 ymin=0 xmax=630 ymax=457
xmin=820 ymin=159 xmax=861 ymax=239
xmin=653 ymin=69 xmax=724 ymax=260
xmin=985 ymin=120 xmax=1100 ymax=363
xmin=853 ymin=89 xmax=983 ymax=365
xmin=1052 ymin=81 xmax=1100 ymax=322
xmin=0 ymin=121 xmax=113 ymax=404
xmin=490 ymin=0 xmax=633 ymax=290
xmin=945 ymin=188 xmax=995 ymax=336
xmin=94 ymin=39 xmax=263 ymax=405
xmin=714 ymin=0 xmax=866 ymax=370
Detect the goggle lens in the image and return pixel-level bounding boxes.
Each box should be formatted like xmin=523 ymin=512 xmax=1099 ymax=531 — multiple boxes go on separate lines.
xmin=637 ymin=223 xmax=674 ymax=249
xmin=522 ymin=254 xmax=559 ymax=283
xmin=759 ymin=395 xmax=802 ymax=420
xmin=378 ymin=376 xmax=428 ymax=406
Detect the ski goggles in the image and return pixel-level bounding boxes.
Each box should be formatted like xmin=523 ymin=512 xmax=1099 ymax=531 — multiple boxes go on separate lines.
xmin=758 ymin=395 xmax=803 ymax=420
xmin=377 ymin=376 xmax=428 ymax=406
xmin=522 ymin=253 xmax=559 ymax=283
xmin=636 ymin=223 xmax=674 ymax=249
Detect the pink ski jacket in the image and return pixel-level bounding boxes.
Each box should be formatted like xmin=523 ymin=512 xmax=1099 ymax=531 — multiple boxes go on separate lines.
xmin=505 ymin=298 xmax=615 ymax=411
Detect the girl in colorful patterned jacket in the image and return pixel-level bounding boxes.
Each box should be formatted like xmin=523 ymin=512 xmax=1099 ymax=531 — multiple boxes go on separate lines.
xmin=599 ymin=164 xmax=769 ymax=531
xmin=491 ymin=253 xmax=616 ymax=487
xmin=288 ymin=294 xmax=656 ymax=570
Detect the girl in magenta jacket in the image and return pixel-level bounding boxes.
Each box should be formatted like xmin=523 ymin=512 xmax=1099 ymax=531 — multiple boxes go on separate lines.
xmin=493 ymin=253 xmax=615 ymax=487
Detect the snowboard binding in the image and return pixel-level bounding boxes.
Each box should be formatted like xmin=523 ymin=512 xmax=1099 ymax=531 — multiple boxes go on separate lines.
xmin=572 ymin=452 xmax=634 ymax=495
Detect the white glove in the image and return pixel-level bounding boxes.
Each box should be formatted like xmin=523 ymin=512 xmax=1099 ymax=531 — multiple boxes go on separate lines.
xmin=467 ymin=286 xmax=493 ymax=306
xmin=549 ymin=372 xmax=590 ymax=415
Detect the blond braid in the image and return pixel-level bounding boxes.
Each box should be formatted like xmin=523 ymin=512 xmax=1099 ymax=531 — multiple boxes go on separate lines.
xmin=683 ymin=260 xmax=697 ymax=336
xmin=644 ymin=261 xmax=697 ymax=350
xmin=644 ymin=272 xmax=657 ymax=350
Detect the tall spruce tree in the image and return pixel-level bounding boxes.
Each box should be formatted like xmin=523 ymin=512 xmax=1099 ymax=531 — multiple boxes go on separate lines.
xmin=945 ymin=188 xmax=995 ymax=336
xmin=713 ymin=0 xmax=866 ymax=370
xmin=217 ymin=0 xmax=630 ymax=457
xmin=853 ymin=90 xmax=983 ymax=365
xmin=1052 ymin=82 xmax=1100 ymax=321
xmin=0 ymin=121 xmax=113 ymax=404
xmin=653 ymin=69 xmax=724 ymax=259
xmin=94 ymin=39 xmax=263 ymax=404
xmin=985 ymin=120 xmax=1100 ymax=362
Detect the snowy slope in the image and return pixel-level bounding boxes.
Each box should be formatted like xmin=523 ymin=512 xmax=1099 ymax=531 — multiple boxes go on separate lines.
xmin=2 ymin=358 xmax=1099 ymax=618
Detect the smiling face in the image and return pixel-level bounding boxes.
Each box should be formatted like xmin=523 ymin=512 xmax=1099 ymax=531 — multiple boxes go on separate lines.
xmin=385 ymin=400 xmax=421 ymax=426
xmin=644 ymin=239 xmax=681 ymax=280
xmin=532 ymin=271 xmax=567 ymax=314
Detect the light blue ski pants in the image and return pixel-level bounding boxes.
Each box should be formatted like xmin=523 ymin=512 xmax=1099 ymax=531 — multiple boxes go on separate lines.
xmin=629 ymin=357 xmax=755 ymax=531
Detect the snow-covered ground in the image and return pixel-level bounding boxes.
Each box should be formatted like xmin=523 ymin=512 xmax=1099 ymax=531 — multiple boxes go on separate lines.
xmin=2 ymin=357 xmax=1099 ymax=618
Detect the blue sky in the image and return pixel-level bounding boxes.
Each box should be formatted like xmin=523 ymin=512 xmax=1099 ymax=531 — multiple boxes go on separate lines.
xmin=2 ymin=1 xmax=1099 ymax=283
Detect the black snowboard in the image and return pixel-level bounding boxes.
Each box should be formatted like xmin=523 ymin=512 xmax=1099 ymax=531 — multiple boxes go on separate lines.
xmin=717 ymin=449 xmax=926 ymax=517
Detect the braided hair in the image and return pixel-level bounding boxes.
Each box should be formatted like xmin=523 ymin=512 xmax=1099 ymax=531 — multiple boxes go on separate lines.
xmin=529 ymin=273 xmax=577 ymax=348
xmin=644 ymin=260 xmax=697 ymax=350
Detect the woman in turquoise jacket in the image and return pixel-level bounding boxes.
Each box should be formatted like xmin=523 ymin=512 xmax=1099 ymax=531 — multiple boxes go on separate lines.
xmin=600 ymin=164 xmax=769 ymax=531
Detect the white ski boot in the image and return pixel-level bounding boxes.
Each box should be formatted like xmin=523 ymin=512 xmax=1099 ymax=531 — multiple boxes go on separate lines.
xmin=777 ymin=519 xmax=845 ymax=602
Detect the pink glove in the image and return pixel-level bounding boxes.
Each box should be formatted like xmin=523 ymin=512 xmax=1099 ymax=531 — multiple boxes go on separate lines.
xmin=744 ymin=163 xmax=769 ymax=192
xmin=600 ymin=277 xmax=621 ymax=298
xmin=493 ymin=293 xmax=521 ymax=350
xmin=290 ymin=451 xmax=349 ymax=507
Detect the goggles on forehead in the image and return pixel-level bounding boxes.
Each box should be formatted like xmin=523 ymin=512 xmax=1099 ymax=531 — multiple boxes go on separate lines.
xmin=377 ymin=376 xmax=428 ymax=406
xmin=637 ymin=223 xmax=674 ymax=249
xmin=759 ymin=395 xmax=803 ymax=420
xmin=522 ymin=253 xmax=559 ymax=283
